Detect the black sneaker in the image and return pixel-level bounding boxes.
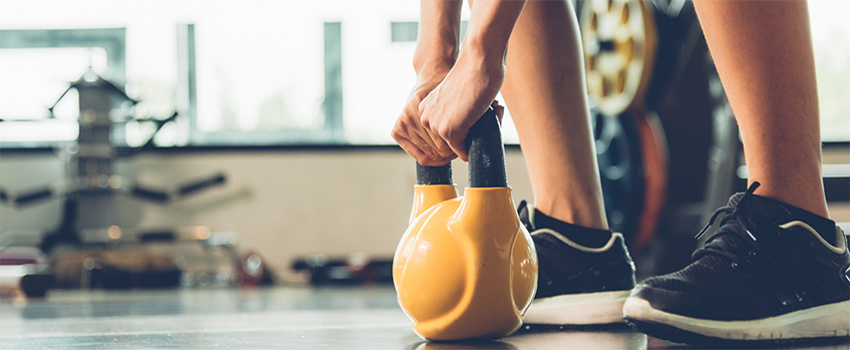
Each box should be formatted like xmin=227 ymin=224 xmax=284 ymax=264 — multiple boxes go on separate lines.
xmin=624 ymin=183 xmax=850 ymax=345
xmin=518 ymin=200 xmax=637 ymax=325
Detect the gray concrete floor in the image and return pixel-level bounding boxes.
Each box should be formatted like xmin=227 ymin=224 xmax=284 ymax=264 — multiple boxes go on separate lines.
xmin=0 ymin=286 xmax=847 ymax=349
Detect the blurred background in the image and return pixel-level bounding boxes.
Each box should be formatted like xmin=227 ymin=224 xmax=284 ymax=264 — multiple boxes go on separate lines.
xmin=0 ymin=0 xmax=848 ymax=296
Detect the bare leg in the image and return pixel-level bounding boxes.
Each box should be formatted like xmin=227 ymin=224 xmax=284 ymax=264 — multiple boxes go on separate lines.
xmin=499 ymin=0 xmax=608 ymax=230
xmin=695 ymin=0 xmax=829 ymax=218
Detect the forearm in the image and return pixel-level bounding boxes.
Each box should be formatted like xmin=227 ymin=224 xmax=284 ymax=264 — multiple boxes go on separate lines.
xmin=413 ymin=0 xmax=463 ymax=75
xmin=462 ymin=0 xmax=527 ymax=68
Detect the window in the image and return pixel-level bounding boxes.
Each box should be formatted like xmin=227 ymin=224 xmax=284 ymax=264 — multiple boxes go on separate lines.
xmin=0 ymin=1 xmax=845 ymax=147
xmin=809 ymin=0 xmax=850 ymax=142
xmin=0 ymin=29 xmax=125 ymax=147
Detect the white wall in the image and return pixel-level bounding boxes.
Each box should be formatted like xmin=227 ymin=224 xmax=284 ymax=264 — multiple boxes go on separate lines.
xmin=4 ymin=147 xmax=849 ymax=279
xmin=0 ymin=149 xmax=533 ymax=274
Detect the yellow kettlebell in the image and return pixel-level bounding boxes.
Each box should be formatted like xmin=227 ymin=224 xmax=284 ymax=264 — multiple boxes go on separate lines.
xmin=393 ymin=108 xmax=538 ymax=341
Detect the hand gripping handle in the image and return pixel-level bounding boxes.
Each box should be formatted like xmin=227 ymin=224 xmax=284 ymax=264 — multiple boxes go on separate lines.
xmin=414 ymin=107 xmax=506 ymax=188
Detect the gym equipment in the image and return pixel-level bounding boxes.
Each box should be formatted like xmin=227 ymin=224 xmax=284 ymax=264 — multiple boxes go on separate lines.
xmin=593 ymin=109 xmax=667 ymax=254
xmin=580 ymin=0 xmax=745 ymax=273
xmin=0 ymin=69 xmax=226 ymax=254
xmin=236 ymin=251 xmax=274 ymax=287
xmin=1 ymin=70 xmax=225 ymax=253
xmin=581 ymin=0 xmax=657 ymax=116
xmin=581 ymin=0 xmax=729 ymax=261
xmin=53 ymin=249 xmax=181 ymax=289
xmin=393 ymin=108 xmax=537 ymax=341
xmin=580 ymin=0 xmax=668 ymax=256
xmin=629 ymin=110 xmax=667 ymax=253
xmin=0 ymin=247 xmax=54 ymax=298
xmin=24 ymin=228 xmax=271 ymax=289
xmin=291 ymin=254 xmax=393 ymax=285
xmin=581 ymin=0 xmax=698 ymax=116
xmin=0 ymin=69 xmax=262 ymax=292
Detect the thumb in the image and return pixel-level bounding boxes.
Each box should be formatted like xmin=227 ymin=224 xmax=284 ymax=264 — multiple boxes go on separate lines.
xmin=447 ymin=129 xmax=470 ymax=162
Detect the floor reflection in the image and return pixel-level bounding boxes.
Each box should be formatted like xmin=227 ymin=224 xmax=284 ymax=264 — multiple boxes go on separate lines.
xmin=509 ymin=324 xmax=647 ymax=350
xmin=411 ymin=339 xmax=517 ymax=350
xmin=645 ymin=335 xmax=850 ymax=350
xmin=405 ymin=323 xmax=850 ymax=350
xmin=2 ymin=287 xmax=848 ymax=350
xmin=400 ymin=324 xmax=647 ymax=350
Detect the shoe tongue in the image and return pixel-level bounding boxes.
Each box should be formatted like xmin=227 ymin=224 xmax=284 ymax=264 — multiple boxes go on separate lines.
xmin=727 ymin=192 xmax=795 ymax=227
xmin=702 ymin=193 xmax=772 ymax=254
xmin=729 ymin=192 xmax=838 ymax=246
xmin=727 ymin=192 xmax=746 ymax=208
xmin=704 ymin=192 xmax=798 ymax=254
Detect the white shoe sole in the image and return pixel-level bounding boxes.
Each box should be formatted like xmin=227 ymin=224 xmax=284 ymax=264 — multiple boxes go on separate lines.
xmin=523 ymin=290 xmax=631 ymax=325
xmin=623 ymin=296 xmax=850 ymax=341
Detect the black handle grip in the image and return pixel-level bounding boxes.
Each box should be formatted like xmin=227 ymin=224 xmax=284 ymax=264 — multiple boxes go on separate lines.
xmin=414 ymin=107 xmax=505 ymax=187
xmin=466 ymin=107 xmax=507 ymax=188
xmin=416 ymin=163 xmax=453 ymax=185
xmin=14 ymin=188 xmax=53 ymax=206
xmin=178 ymin=173 xmax=226 ymax=196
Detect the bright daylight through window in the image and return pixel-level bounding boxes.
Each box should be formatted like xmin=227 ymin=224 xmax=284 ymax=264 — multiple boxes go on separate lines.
xmin=0 ymin=0 xmax=846 ymax=147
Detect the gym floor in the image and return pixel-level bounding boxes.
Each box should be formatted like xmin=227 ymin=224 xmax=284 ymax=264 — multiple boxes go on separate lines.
xmin=1 ymin=286 xmax=847 ymax=350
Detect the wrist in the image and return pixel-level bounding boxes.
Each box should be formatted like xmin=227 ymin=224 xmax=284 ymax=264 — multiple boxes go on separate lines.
xmin=413 ymin=48 xmax=457 ymax=76
xmin=460 ymin=35 xmax=506 ymax=70
xmin=457 ymin=0 xmax=525 ymax=69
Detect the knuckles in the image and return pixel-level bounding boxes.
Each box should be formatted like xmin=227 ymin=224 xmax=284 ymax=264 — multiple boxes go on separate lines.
xmin=412 ymin=89 xmax=430 ymax=104
xmin=393 ymin=96 xmax=461 ymax=165
xmin=390 ymin=128 xmax=404 ymax=142
xmin=435 ymin=124 xmax=453 ymax=143
xmin=417 ymin=155 xmax=453 ymax=167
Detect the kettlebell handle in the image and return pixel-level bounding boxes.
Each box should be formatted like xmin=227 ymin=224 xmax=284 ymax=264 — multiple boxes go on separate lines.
xmin=416 ymin=107 xmax=507 ymax=188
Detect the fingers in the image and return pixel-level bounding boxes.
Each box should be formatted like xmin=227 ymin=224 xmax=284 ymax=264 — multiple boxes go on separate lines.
xmin=422 ymin=112 xmax=471 ymax=162
xmin=420 ymin=99 xmax=506 ymax=163
xmin=441 ymin=100 xmax=505 ymax=161
xmin=446 ymin=100 xmax=502 ymax=161
xmin=393 ymin=124 xmax=454 ymax=166
xmin=413 ymin=131 xmax=456 ymax=165
xmin=396 ymin=137 xmax=454 ymax=166
xmin=392 ymin=104 xmax=456 ymax=166
xmin=419 ymin=117 xmax=456 ymax=161
xmin=426 ymin=132 xmax=456 ymax=161
xmin=409 ymin=107 xmax=456 ymax=164
xmin=447 ymin=132 xmax=470 ymax=162
xmin=397 ymin=77 xmax=504 ymax=164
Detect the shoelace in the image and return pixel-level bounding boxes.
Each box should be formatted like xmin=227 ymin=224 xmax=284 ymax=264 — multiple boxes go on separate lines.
xmin=692 ymin=182 xmax=766 ymax=262
xmin=691 ymin=182 xmax=832 ymax=308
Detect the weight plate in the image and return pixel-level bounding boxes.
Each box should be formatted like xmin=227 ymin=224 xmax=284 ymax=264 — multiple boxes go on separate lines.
xmin=594 ymin=111 xmax=643 ymax=242
xmin=594 ymin=109 xmax=667 ymax=254
xmin=582 ymin=0 xmax=658 ymax=116
xmin=629 ymin=109 xmax=667 ymax=254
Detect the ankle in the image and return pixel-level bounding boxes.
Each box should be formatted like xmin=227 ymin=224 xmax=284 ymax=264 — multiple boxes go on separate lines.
xmin=534 ymin=201 xmax=608 ymax=231
xmin=748 ymin=194 xmax=835 ymax=239
xmin=747 ymin=178 xmax=829 ymax=218
xmin=533 ymin=208 xmax=613 ymax=248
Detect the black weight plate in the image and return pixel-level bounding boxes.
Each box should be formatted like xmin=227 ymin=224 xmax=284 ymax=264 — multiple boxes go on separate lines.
xmin=593 ymin=110 xmax=645 ymax=246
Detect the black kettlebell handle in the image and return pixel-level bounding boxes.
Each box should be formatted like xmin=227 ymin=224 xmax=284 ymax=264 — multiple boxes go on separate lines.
xmin=416 ymin=107 xmax=507 ymax=188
